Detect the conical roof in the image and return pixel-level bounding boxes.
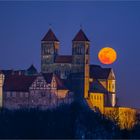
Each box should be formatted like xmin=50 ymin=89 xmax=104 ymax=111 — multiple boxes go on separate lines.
xmin=73 ymin=29 xmax=89 ymax=41
xmin=41 ymin=28 xmax=59 ymax=42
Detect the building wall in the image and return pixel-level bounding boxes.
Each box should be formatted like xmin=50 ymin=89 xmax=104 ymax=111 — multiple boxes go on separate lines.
xmin=118 ymin=107 xmax=137 ymax=129
xmin=3 ymin=89 xmax=73 ymax=110
xmin=53 ymin=63 xmax=72 ymax=79
xmin=3 ymin=91 xmax=29 ymax=109
xmin=41 ymin=41 xmax=59 ymax=73
xmin=0 ymin=74 xmax=5 ymax=107
xmin=89 ymin=93 xmax=104 ymax=113
xmin=3 ymin=75 xmax=74 ymax=110
xmin=104 ymin=107 xmax=137 ymax=130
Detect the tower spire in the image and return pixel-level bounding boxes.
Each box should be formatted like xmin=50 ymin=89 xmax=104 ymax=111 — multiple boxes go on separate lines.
xmin=80 ymin=24 xmax=83 ymax=30
xmin=72 ymin=29 xmax=89 ymax=41
xmin=49 ymin=23 xmax=52 ymax=29
xmin=41 ymin=28 xmax=59 ymax=42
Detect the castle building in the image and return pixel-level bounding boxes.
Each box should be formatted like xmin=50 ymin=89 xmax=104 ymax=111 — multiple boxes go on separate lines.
xmin=0 ymin=28 xmax=139 ymax=129
xmin=0 ymin=28 xmax=116 ymax=109
xmin=41 ymin=28 xmax=116 ymax=105
xmin=0 ymin=67 xmax=73 ymax=109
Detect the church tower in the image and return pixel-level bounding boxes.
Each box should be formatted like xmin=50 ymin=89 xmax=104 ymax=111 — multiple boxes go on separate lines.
xmin=41 ymin=29 xmax=59 ymax=73
xmin=72 ymin=29 xmax=90 ymax=98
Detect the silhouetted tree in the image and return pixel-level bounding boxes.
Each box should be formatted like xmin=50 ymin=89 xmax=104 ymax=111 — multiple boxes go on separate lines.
xmin=1 ymin=102 xmax=139 ymax=139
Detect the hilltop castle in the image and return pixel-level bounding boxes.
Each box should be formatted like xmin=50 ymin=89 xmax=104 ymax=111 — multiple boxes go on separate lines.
xmin=0 ymin=28 xmax=138 ymax=129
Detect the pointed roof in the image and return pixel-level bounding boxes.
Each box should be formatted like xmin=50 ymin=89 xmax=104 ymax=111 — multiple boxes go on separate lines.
xmin=27 ymin=64 xmax=37 ymax=72
xmin=90 ymin=65 xmax=112 ymax=79
xmin=89 ymin=80 xmax=108 ymax=93
xmin=41 ymin=28 xmax=59 ymax=42
xmin=73 ymin=29 xmax=89 ymax=41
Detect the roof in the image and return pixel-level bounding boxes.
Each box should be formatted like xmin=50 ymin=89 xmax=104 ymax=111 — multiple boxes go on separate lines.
xmin=54 ymin=75 xmax=68 ymax=90
xmin=41 ymin=28 xmax=59 ymax=42
xmin=55 ymin=55 xmax=72 ymax=63
xmin=90 ymin=65 xmax=111 ymax=79
xmin=3 ymin=73 xmax=68 ymax=92
xmin=27 ymin=65 xmax=38 ymax=75
xmin=42 ymin=73 xmax=53 ymax=83
xmin=3 ymin=75 xmax=37 ymax=92
xmin=1 ymin=70 xmax=27 ymax=76
xmin=72 ymin=29 xmax=89 ymax=41
xmin=89 ymin=80 xmax=108 ymax=93
xmin=27 ymin=65 xmax=37 ymax=72
xmin=43 ymin=73 xmax=68 ymax=90
xmin=2 ymin=70 xmax=13 ymax=76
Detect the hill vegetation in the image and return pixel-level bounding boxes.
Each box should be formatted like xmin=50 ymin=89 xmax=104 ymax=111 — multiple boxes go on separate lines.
xmin=0 ymin=102 xmax=139 ymax=139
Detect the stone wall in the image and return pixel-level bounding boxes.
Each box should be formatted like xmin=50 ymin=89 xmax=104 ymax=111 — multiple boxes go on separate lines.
xmin=3 ymin=89 xmax=73 ymax=110
xmin=104 ymin=107 xmax=138 ymax=130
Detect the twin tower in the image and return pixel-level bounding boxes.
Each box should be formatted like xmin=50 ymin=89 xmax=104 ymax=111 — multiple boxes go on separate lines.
xmin=41 ymin=28 xmax=90 ymax=98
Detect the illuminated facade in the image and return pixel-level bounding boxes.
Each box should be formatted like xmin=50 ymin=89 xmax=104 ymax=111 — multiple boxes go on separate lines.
xmin=0 ymin=28 xmax=139 ymax=129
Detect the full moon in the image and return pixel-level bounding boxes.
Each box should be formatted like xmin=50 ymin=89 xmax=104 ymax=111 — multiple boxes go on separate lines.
xmin=98 ymin=47 xmax=117 ymax=64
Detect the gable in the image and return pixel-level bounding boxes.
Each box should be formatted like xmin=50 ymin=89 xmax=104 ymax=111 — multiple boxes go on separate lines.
xmin=30 ymin=75 xmax=48 ymax=90
xmin=108 ymin=69 xmax=115 ymax=80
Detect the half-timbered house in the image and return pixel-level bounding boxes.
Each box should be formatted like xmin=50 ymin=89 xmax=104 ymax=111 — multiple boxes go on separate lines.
xmin=2 ymin=73 xmax=73 ymax=110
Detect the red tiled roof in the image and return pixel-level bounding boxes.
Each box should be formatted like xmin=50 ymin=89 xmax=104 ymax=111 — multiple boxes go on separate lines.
xmin=55 ymin=55 xmax=72 ymax=63
xmin=3 ymin=75 xmax=37 ymax=92
xmin=3 ymin=73 xmax=68 ymax=92
xmin=41 ymin=29 xmax=59 ymax=42
xmin=73 ymin=29 xmax=89 ymax=41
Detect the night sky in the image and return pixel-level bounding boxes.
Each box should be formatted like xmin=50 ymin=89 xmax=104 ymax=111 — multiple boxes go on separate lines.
xmin=0 ymin=1 xmax=140 ymax=108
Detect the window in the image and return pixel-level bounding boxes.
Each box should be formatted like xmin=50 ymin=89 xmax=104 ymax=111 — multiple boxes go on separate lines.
xmin=7 ymin=92 xmax=10 ymax=98
xmin=12 ymin=92 xmax=16 ymax=98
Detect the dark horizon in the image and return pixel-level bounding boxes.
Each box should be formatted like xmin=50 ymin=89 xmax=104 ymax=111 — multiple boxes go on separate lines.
xmin=0 ymin=1 xmax=140 ymax=108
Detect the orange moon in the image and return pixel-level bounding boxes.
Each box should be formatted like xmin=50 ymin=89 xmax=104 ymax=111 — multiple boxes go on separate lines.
xmin=98 ymin=47 xmax=117 ymax=64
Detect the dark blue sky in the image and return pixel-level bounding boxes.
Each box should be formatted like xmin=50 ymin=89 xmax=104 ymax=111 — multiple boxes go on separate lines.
xmin=0 ymin=1 xmax=140 ymax=108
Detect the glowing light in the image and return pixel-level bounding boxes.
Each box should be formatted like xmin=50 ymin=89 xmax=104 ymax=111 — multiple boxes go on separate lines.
xmin=98 ymin=47 xmax=117 ymax=64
